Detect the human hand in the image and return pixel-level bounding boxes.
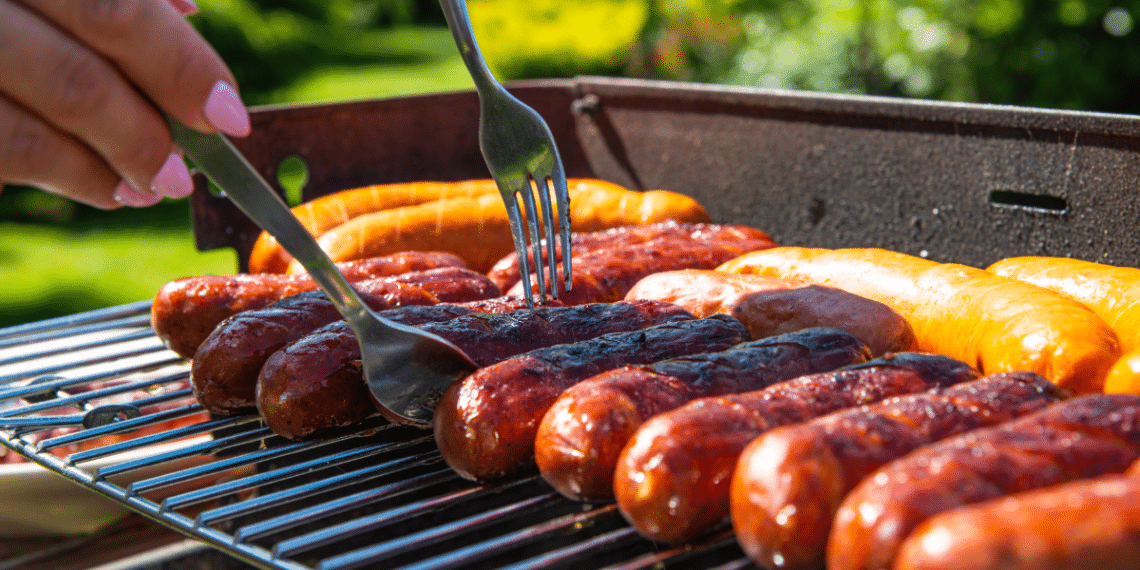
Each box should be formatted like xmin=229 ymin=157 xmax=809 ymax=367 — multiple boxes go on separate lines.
xmin=0 ymin=0 xmax=250 ymax=208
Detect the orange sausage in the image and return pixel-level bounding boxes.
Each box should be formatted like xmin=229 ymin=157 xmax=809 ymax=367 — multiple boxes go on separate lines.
xmin=292 ymin=181 xmax=711 ymax=274
xmin=248 ymin=180 xmax=500 ymax=273
xmin=624 ymin=269 xmax=915 ymax=355
xmin=718 ymin=247 xmax=1120 ymax=394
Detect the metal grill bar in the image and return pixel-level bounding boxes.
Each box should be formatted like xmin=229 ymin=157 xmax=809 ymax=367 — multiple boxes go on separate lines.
xmin=0 ymin=303 xmax=755 ymax=570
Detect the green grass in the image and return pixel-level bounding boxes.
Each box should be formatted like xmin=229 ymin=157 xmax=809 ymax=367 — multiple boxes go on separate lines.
xmin=0 ymin=209 xmax=235 ymax=328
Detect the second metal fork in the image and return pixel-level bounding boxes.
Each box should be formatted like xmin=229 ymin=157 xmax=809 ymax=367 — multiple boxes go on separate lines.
xmin=439 ymin=0 xmax=572 ymax=305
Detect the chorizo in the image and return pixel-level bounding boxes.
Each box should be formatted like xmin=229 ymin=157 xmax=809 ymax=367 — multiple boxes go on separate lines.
xmin=488 ymin=222 xmax=776 ymax=291
xmin=731 ymin=371 xmax=1064 ymax=570
xmin=257 ymin=300 xmax=694 ymax=440
xmin=626 ymin=269 xmax=915 ymax=354
xmin=432 ymin=314 xmax=752 ymax=482
xmin=152 ymin=252 xmax=466 ymax=357
xmin=536 ymin=327 xmax=874 ymax=503
xmin=612 ymin=352 xmax=977 ymax=545
xmin=827 ymin=393 xmax=1140 ymax=570
xmin=894 ymin=459 xmax=1140 ymax=570
xmin=191 ymin=268 xmax=501 ymax=415
xmin=719 ymin=247 xmax=1121 ymax=393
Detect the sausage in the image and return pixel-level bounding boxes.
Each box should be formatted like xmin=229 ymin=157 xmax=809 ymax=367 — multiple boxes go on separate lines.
xmin=536 ymin=327 xmax=874 ymax=503
xmin=731 ymin=371 xmax=1064 ymax=570
xmin=610 ymin=352 xmax=977 ymax=545
xmin=257 ymin=300 xmax=695 ymax=440
xmin=827 ymin=393 xmax=1140 ymax=570
xmin=488 ymin=222 xmax=776 ymax=291
xmin=626 ymin=269 xmax=915 ymax=354
xmin=249 ymin=180 xmax=500 ymax=273
xmin=1107 ymin=348 xmax=1140 ymax=394
xmin=292 ymin=182 xmax=712 ymax=274
xmin=152 ymin=252 xmax=467 ymax=357
xmin=433 ymin=314 xmax=753 ymax=482
xmin=719 ymin=247 xmax=1121 ymax=393
xmin=191 ymin=268 xmax=503 ymax=415
xmin=508 ymin=239 xmax=777 ymax=305
xmin=893 ymin=459 xmax=1140 ymax=570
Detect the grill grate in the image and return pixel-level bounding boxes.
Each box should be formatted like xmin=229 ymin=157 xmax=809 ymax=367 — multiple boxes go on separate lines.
xmin=0 ymin=303 xmax=755 ymax=570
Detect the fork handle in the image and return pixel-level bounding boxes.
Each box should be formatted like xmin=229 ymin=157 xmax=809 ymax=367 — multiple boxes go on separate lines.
xmin=438 ymin=0 xmax=499 ymax=93
xmin=168 ymin=119 xmax=373 ymax=327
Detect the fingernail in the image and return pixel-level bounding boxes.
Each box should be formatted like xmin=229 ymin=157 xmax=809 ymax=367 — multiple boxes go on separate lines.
xmin=203 ymin=81 xmax=250 ymax=137
xmin=152 ymin=152 xmax=193 ymax=198
xmin=113 ymin=180 xmax=163 ymax=208
xmin=170 ymin=0 xmax=199 ymax=15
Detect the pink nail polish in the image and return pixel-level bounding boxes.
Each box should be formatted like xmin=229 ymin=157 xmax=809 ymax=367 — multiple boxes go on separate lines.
xmin=152 ymin=152 xmax=193 ymax=198
xmin=203 ymin=81 xmax=251 ymax=138
xmin=113 ymin=181 xmax=163 ymax=208
xmin=170 ymin=0 xmax=199 ymax=15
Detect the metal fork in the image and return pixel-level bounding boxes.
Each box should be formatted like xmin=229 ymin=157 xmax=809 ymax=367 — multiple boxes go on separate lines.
xmin=439 ymin=0 xmax=572 ymax=305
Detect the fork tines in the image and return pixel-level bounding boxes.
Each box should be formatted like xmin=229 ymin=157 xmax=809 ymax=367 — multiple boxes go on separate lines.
xmin=507 ymin=174 xmax=572 ymax=307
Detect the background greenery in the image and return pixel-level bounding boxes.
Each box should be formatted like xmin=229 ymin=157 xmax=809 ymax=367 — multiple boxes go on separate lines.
xmin=2 ymin=0 xmax=1137 ymax=326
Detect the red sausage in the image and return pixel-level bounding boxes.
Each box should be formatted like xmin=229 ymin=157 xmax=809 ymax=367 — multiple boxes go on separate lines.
xmin=536 ymin=327 xmax=875 ymax=503
xmin=152 ymin=252 xmax=467 ymax=357
xmin=827 ymin=393 xmax=1140 ymax=570
xmin=433 ymin=314 xmax=753 ymax=482
xmin=612 ymin=353 xmax=979 ymax=544
xmin=257 ymin=300 xmax=693 ymax=440
xmin=731 ymin=371 xmax=1063 ymax=570
xmin=894 ymin=459 xmax=1140 ymax=570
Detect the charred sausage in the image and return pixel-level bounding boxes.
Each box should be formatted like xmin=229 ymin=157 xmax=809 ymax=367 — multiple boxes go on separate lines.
xmin=731 ymin=371 xmax=1064 ymax=570
xmin=152 ymin=252 xmax=466 ymax=357
xmin=612 ymin=353 xmax=979 ymax=544
xmin=625 ymin=269 xmax=915 ymax=354
xmin=827 ymin=393 xmax=1140 ymax=570
xmin=257 ymin=300 xmax=694 ymax=440
xmin=536 ymin=327 xmax=874 ymax=503
xmin=191 ymin=268 xmax=502 ymax=415
xmin=893 ymin=459 xmax=1140 ymax=570
xmin=433 ymin=314 xmax=753 ymax=482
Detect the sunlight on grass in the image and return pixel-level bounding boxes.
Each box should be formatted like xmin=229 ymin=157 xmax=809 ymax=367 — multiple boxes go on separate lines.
xmin=0 ymin=224 xmax=235 ymax=328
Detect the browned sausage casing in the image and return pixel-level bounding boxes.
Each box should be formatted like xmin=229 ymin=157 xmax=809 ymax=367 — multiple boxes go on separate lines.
xmin=152 ymin=252 xmax=467 ymax=357
xmin=258 ymin=300 xmax=694 ymax=440
xmin=488 ymin=222 xmax=776 ymax=291
xmin=613 ymin=353 xmax=979 ymax=545
xmin=433 ymin=314 xmax=754 ymax=482
xmin=536 ymin=327 xmax=874 ymax=503
xmin=827 ymin=393 xmax=1140 ymax=570
xmin=731 ymin=371 xmax=1064 ymax=570
xmin=508 ymin=240 xmax=777 ymax=305
xmin=893 ymin=460 xmax=1140 ymax=570
xmin=191 ymin=267 xmax=501 ymax=415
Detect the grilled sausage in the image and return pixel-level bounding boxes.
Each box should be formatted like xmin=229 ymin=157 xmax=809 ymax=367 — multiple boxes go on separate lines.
xmin=508 ymin=239 xmax=776 ymax=305
xmin=294 ymin=183 xmax=712 ymax=274
xmin=488 ymin=222 xmax=776 ymax=291
xmin=257 ymin=300 xmax=694 ymax=440
xmin=625 ymin=269 xmax=915 ymax=354
xmin=893 ymin=459 xmax=1140 ymax=570
xmin=152 ymin=252 xmax=466 ymax=357
xmin=433 ymin=314 xmax=753 ymax=482
xmin=611 ymin=352 xmax=976 ymax=545
xmin=536 ymin=327 xmax=874 ymax=503
xmin=249 ymin=180 xmax=501 ymax=273
xmin=719 ymin=247 xmax=1121 ymax=393
xmin=191 ymin=268 xmax=502 ymax=416
xmin=827 ymin=393 xmax=1140 ymax=570
xmin=731 ymin=371 xmax=1064 ymax=570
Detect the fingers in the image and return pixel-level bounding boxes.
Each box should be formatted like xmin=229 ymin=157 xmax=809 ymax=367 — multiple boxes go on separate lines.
xmin=0 ymin=94 xmax=127 ymax=209
xmin=0 ymin=0 xmax=248 ymax=207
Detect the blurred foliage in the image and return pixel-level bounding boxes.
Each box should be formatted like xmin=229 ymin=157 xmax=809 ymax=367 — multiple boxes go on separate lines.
xmin=3 ymin=0 xmax=1137 ymax=326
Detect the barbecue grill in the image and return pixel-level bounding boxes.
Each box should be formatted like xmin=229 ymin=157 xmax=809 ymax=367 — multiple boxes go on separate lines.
xmin=2 ymin=76 xmax=1138 ymax=569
